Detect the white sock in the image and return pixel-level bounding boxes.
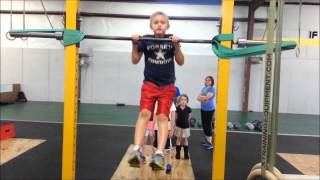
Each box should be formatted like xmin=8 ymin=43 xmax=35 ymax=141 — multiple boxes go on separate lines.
xmin=133 ymin=145 xmax=140 ymax=151
xmin=155 ymin=150 xmax=163 ymax=155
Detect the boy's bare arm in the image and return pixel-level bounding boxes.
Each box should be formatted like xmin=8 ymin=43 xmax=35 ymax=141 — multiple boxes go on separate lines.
xmin=174 ymin=44 xmax=184 ymax=65
xmin=131 ymin=44 xmax=143 ymax=64
xmin=170 ymin=35 xmax=184 ymax=66
xmin=131 ymin=34 xmax=143 ymax=64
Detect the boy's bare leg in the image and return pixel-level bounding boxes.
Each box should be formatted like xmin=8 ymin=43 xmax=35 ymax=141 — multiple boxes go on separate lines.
xmin=149 ymin=114 xmax=168 ymax=170
xmin=134 ymin=109 xmax=152 ymax=147
xmin=156 ymin=114 xmax=169 ymax=152
xmin=128 ymin=109 xmax=151 ymax=167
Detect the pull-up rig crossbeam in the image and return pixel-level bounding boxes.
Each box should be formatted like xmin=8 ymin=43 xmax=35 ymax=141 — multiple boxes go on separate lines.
xmin=8 ymin=29 xmax=296 ymax=59
xmin=8 ymin=29 xmax=281 ymax=45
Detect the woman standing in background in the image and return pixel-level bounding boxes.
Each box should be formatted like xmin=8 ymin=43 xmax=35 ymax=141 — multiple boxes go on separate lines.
xmin=197 ymin=76 xmax=216 ymax=150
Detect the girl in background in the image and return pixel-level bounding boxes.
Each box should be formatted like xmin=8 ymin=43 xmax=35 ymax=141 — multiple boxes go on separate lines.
xmin=174 ymin=94 xmax=192 ymax=159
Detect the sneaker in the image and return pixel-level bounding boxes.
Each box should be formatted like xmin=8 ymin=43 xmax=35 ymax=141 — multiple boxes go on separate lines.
xmin=166 ymin=164 xmax=172 ymax=174
xmin=200 ymin=139 xmax=211 ymax=147
xmin=206 ymin=143 xmax=213 ymax=150
xmin=128 ymin=149 xmax=143 ymax=168
xmin=149 ymin=153 xmax=165 ymax=170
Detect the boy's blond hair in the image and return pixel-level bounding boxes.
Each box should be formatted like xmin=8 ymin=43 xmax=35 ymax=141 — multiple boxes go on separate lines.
xmin=149 ymin=11 xmax=170 ymax=28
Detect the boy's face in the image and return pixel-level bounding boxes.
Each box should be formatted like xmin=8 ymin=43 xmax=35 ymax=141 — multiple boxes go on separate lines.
xmin=151 ymin=14 xmax=169 ymax=36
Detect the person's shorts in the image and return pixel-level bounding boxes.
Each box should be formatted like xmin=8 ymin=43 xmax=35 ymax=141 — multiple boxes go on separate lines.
xmin=140 ymin=81 xmax=175 ymax=117
xmin=153 ymin=130 xmax=172 ymax=150
xmin=174 ymin=127 xmax=190 ymax=138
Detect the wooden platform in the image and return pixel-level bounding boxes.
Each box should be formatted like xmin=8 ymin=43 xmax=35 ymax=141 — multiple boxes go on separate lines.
xmin=0 ymin=138 xmax=46 ymax=165
xmin=282 ymin=174 xmax=320 ymax=180
xmin=111 ymin=145 xmax=195 ymax=180
xmin=278 ymin=153 xmax=320 ymax=176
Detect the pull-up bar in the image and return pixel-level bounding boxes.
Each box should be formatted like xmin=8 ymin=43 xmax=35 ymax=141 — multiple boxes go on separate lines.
xmin=9 ymin=32 xmax=63 ymax=39
xmin=7 ymin=29 xmax=270 ymax=45
xmin=8 ymin=29 xmax=211 ymax=44
xmin=7 ymin=29 xmax=296 ymax=59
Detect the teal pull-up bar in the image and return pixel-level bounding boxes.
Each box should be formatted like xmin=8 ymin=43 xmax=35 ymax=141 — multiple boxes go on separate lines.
xmin=8 ymin=29 xmax=297 ymax=59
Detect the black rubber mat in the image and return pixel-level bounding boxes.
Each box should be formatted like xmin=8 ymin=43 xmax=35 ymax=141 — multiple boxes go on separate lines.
xmin=0 ymin=121 xmax=319 ymax=180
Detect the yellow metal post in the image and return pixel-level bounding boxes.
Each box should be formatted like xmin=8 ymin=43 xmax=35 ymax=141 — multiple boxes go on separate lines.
xmin=212 ymin=1 xmax=234 ymax=180
xmin=62 ymin=0 xmax=80 ymax=180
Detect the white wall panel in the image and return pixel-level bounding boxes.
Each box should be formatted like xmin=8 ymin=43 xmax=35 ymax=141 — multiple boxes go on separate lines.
xmin=228 ymin=59 xmax=245 ymax=110
xmin=90 ymin=51 xmax=121 ymax=104
xmin=1 ymin=48 xmax=23 ymax=84
xmin=248 ymin=57 xmax=319 ymax=114
xmin=80 ymin=2 xmax=222 ymax=17
xmin=285 ymin=59 xmax=319 ymax=114
xmin=22 ymin=49 xmax=49 ymax=101
xmin=48 ymin=49 xmax=65 ymax=102
xmin=79 ymin=57 xmax=94 ymax=103
xmin=117 ymin=53 xmax=144 ymax=105
xmin=248 ymin=63 xmax=264 ymax=112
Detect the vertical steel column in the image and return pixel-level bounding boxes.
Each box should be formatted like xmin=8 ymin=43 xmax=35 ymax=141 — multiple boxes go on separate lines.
xmin=212 ymin=1 xmax=234 ymax=179
xmin=62 ymin=0 xmax=79 ymax=179
xmin=242 ymin=0 xmax=265 ymax=112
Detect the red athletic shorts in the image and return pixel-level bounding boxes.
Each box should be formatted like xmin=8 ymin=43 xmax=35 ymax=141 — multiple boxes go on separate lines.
xmin=140 ymin=81 xmax=175 ymax=116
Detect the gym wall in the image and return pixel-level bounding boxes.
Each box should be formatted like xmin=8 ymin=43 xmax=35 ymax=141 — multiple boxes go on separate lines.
xmin=0 ymin=1 xmax=319 ymax=114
